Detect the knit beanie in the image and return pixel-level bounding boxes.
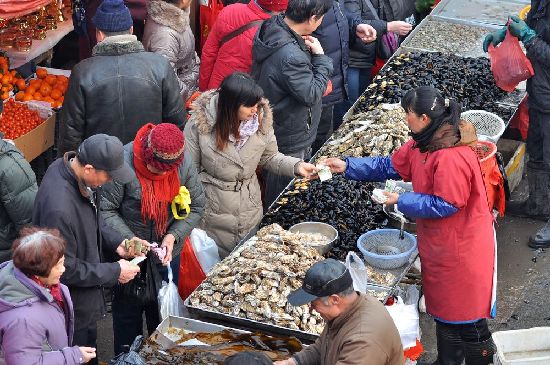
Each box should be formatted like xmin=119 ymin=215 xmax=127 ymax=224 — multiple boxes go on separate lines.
xmin=140 ymin=124 xmax=185 ymax=172
xmin=257 ymin=0 xmax=288 ymax=12
xmin=93 ymin=0 xmax=133 ymax=32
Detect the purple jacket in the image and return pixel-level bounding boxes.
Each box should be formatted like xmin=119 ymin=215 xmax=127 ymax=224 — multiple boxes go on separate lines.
xmin=0 ymin=261 xmax=82 ymax=365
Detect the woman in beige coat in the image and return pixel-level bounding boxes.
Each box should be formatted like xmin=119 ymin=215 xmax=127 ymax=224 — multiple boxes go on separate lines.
xmin=142 ymin=0 xmax=199 ymax=101
xmin=185 ymin=73 xmax=317 ymax=258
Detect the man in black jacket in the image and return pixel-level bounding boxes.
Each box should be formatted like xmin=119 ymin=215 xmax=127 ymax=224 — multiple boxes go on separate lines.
xmin=252 ymin=0 xmax=334 ymax=207
xmin=58 ymin=0 xmax=186 ymax=156
xmin=33 ymin=134 xmax=142 ymax=365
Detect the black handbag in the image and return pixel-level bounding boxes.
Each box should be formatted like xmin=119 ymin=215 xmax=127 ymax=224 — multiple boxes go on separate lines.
xmin=119 ymin=252 xmax=162 ymax=306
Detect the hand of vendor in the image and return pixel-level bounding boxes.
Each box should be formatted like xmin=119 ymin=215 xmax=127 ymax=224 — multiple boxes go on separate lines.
xmin=356 ymin=24 xmax=377 ymax=43
xmin=116 ymin=237 xmax=151 ymax=259
xmin=319 ymin=157 xmax=347 ymax=173
xmin=509 ymin=15 xmax=537 ymax=44
xmin=274 ymin=358 xmax=297 ymax=365
xmin=383 ymin=191 xmax=399 ymax=205
xmin=482 ymin=26 xmax=506 ymax=52
xmin=295 ymin=162 xmax=318 ymax=178
xmin=161 ymin=233 xmax=176 ymax=265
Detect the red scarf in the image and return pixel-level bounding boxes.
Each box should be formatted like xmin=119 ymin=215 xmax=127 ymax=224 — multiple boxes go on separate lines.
xmin=31 ymin=276 xmax=64 ymax=310
xmin=133 ymin=125 xmax=181 ymax=237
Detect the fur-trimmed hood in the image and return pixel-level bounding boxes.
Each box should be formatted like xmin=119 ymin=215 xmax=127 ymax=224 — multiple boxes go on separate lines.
xmin=147 ymin=0 xmax=190 ymax=33
xmin=92 ymin=34 xmax=145 ymax=57
xmin=191 ymin=90 xmax=274 ymax=136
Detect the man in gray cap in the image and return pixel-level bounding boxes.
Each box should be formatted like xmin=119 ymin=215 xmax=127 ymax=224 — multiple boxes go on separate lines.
xmin=33 ymin=134 xmax=144 ymax=365
xmin=275 ymin=258 xmax=404 ymax=365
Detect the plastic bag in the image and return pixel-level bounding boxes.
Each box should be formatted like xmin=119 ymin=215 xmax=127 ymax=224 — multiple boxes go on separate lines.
xmin=109 ymin=336 xmax=147 ymax=365
xmin=178 ymin=237 xmax=206 ymax=300
xmin=190 ymin=229 xmax=220 ymax=275
xmin=488 ymin=28 xmax=534 ymax=92
xmin=345 ymin=252 xmax=369 ymax=293
xmin=386 ymin=285 xmax=420 ymax=349
xmin=158 ymin=266 xmax=185 ymax=321
xmin=509 ymin=96 xmax=529 ymax=140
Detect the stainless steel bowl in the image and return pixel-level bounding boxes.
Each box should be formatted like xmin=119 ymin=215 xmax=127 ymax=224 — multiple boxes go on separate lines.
xmin=289 ymin=222 xmax=338 ymax=255
xmin=382 ymin=205 xmax=417 ymax=234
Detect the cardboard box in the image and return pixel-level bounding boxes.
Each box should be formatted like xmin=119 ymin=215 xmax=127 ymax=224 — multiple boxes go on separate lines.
xmin=497 ymin=138 xmax=526 ymax=193
xmin=14 ymin=112 xmax=55 ymax=162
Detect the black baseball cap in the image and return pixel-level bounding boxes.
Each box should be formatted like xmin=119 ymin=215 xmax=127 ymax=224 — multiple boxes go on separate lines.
xmin=287 ymin=258 xmax=354 ymax=306
xmin=77 ymin=134 xmax=133 ymax=183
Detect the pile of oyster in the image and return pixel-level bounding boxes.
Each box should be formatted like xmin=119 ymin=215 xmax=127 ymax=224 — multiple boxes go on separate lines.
xmin=314 ymin=103 xmax=409 ymax=160
xmin=189 ymin=224 xmax=325 ymax=334
xmin=354 ymin=52 xmax=514 ymax=121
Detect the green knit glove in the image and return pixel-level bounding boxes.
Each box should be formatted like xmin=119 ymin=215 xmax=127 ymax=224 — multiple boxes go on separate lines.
xmin=483 ymin=26 xmax=507 ymax=52
xmin=509 ymin=15 xmax=537 ymax=44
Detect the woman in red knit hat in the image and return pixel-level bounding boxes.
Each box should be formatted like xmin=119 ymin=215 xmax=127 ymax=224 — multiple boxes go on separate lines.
xmin=186 ymin=72 xmax=317 ymax=258
xmin=198 ymin=0 xmax=288 ymax=91
xmin=100 ymin=123 xmax=205 ymax=356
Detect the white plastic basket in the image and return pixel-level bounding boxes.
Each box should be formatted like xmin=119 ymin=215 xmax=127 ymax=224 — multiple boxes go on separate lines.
xmin=492 ymin=327 xmax=550 ymax=364
xmin=461 ymin=110 xmax=506 ymax=143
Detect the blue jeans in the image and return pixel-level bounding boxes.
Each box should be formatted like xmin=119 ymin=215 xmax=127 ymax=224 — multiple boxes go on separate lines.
xmin=337 ymin=67 xmax=372 ymax=130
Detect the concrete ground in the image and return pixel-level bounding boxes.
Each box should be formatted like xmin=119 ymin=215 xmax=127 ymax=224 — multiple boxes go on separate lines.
xmin=97 ymin=179 xmax=550 ymax=364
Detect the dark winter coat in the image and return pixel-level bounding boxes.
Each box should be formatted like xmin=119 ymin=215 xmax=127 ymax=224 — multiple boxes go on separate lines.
xmin=100 ymin=144 xmax=206 ymax=258
xmin=58 ymin=34 xmax=186 ymax=155
xmin=199 ymin=1 xmax=273 ymax=91
xmin=525 ymin=0 xmax=550 ymax=113
xmin=251 ymin=15 xmax=333 ymax=154
xmin=345 ymin=0 xmax=387 ymax=68
xmin=0 ymin=140 xmax=37 ymax=263
xmin=32 ymin=156 xmax=123 ymax=327
xmin=0 ymin=261 xmax=82 ymax=365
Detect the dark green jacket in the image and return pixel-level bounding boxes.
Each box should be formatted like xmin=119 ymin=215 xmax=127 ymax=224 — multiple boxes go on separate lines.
xmin=100 ymin=143 xmax=205 ymax=257
xmin=0 ymin=140 xmax=37 ymax=263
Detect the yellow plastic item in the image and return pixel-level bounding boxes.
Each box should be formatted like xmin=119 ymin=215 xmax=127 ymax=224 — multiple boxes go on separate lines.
xmin=171 ymin=186 xmax=191 ymax=220
xmin=519 ymin=5 xmax=531 ymax=20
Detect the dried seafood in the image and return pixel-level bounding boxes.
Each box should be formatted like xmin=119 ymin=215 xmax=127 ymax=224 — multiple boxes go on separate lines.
xmin=315 ymin=103 xmax=409 ymax=160
xmin=189 ymin=224 xmax=326 ymax=334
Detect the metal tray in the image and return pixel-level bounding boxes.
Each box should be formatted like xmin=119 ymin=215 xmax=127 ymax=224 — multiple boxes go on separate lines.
xmin=184 ymin=285 xmax=392 ymax=343
xmin=432 ymin=0 xmax=527 ymax=27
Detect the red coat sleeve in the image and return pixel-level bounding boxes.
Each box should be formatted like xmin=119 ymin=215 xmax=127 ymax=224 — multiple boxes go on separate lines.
xmin=199 ymin=11 xmax=226 ymax=91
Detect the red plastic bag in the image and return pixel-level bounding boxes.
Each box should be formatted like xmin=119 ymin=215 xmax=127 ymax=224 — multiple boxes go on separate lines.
xmin=509 ymin=96 xmax=529 ymax=140
xmin=199 ymin=0 xmax=224 ymax=50
xmin=488 ymin=29 xmax=534 ymax=92
xmin=178 ymin=237 xmax=206 ymax=300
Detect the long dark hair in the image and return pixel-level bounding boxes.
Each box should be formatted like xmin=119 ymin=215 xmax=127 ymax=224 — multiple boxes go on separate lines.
xmin=401 ymin=86 xmax=462 ymax=152
xmin=215 ymin=72 xmax=264 ymax=151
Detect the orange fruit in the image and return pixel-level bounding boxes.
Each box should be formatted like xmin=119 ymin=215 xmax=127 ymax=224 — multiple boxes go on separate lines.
xmin=22 ymin=94 xmax=33 ymax=102
xmin=6 ymin=84 xmax=13 ymax=91
xmin=1 ymin=75 xmax=10 ymax=85
xmin=1 ymin=86 xmax=8 ymax=93
xmin=57 ymin=96 xmax=64 ymax=104
xmin=36 ymin=68 xmax=48 ymax=79
xmin=57 ymin=75 xmax=69 ymax=84
xmin=45 ymin=75 xmax=57 ymax=85
xmin=1 ymin=92 xmax=9 ymax=100
xmin=29 ymin=79 xmax=42 ymax=88
xmin=43 ymin=96 xmax=54 ymax=104
xmin=33 ymin=92 xmax=43 ymax=101
xmin=39 ymin=84 xmax=52 ymax=96
xmin=15 ymin=79 xmax=26 ymax=91
xmin=50 ymin=89 xmax=62 ymax=100
xmin=26 ymin=86 xmax=37 ymax=95
xmin=15 ymin=91 xmax=25 ymax=101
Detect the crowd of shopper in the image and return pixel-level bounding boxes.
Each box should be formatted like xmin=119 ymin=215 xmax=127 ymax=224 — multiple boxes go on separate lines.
xmin=2 ymin=0 xmax=547 ymax=364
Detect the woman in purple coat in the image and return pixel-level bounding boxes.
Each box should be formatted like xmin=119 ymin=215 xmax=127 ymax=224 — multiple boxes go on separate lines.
xmin=0 ymin=228 xmax=96 ymax=365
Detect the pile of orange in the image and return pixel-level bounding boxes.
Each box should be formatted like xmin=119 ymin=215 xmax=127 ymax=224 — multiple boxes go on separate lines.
xmin=0 ymin=56 xmax=25 ymax=100
xmin=14 ymin=68 xmax=69 ymax=109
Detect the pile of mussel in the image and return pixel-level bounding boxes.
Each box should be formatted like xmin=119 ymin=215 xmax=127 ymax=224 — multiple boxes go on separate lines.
xmin=354 ymin=52 xmax=513 ymax=121
xmin=261 ymin=175 xmax=387 ymax=260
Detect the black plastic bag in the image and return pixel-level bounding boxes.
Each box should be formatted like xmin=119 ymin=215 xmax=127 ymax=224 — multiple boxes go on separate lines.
xmin=118 ymin=252 xmax=162 ymax=306
xmin=109 ymin=336 xmax=146 ymax=365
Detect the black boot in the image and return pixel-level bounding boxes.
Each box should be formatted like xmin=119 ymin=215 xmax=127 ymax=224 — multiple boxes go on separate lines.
xmin=463 ymin=338 xmax=496 ymax=365
xmin=507 ymin=162 xmax=550 ymax=221
xmin=529 ymin=219 xmax=550 ymax=248
xmin=432 ymin=322 xmax=465 ymax=365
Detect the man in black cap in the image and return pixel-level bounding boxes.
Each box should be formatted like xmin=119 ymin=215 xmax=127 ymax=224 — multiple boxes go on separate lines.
xmin=275 ymin=259 xmax=404 ymax=365
xmin=33 ymin=134 xmax=144 ymax=365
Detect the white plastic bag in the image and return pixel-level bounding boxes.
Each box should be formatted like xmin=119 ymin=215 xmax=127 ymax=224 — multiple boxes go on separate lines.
xmin=158 ymin=266 xmax=184 ymax=320
xmin=345 ymin=251 xmax=369 ymax=293
xmin=386 ymin=285 xmax=420 ymax=349
xmin=190 ymin=228 xmax=220 ymax=274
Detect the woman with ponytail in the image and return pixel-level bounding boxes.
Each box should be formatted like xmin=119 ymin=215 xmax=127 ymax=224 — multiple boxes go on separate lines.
xmin=323 ymin=86 xmax=497 ymax=365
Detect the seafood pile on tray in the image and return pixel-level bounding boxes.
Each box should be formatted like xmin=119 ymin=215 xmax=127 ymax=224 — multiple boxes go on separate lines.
xmin=189 ymin=224 xmax=326 ymax=334
xmin=314 ymin=103 xmax=409 ymax=160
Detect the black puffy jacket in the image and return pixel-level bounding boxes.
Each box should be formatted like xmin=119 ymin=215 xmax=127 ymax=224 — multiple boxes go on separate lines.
xmin=526 ymin=0 xmax=550 ymax=113
xmin=0 ymin=140 xmax=37 ymax=263
xmin=252 ymin=15 xmax=333 ymax=154
xmin=58 ymin=35 xmax=186 ymax=155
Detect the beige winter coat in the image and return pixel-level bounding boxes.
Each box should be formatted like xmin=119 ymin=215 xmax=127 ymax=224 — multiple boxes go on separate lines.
xmin=184 ymin=91 xmax=300 ymax=258
xmin=143 ymin=0 xmax=199 ymax=101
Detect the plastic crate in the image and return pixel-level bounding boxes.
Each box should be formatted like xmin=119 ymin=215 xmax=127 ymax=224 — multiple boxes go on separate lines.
xmin=357 ymin=229 xmax=417 ymax=269
xmin=493 ymin=327 xmax=550 ymax=364
xmin=461 ymin=110 xmax=506 ymax=143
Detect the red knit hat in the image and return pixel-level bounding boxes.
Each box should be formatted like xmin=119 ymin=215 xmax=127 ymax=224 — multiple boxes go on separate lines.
xmin=257 ymin=0 xmax=288 ymax=12
xmin=140 ymin=123 xmax=185 ymax=172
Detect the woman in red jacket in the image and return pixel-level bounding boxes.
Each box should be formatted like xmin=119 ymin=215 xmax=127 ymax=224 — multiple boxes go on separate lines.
xmin=324 ymin=86 xmax=497 ymax=365
xmin=199 ymin=0 xmax=287 ymax=91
